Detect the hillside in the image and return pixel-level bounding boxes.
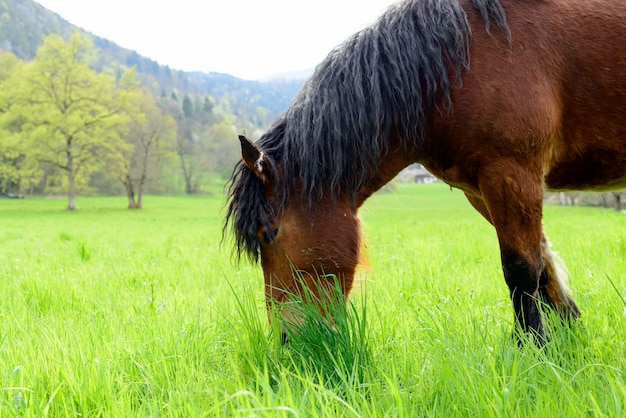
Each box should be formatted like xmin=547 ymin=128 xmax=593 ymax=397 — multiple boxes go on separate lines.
xmin=0 ymin=0 xmax=75 ymax=58
xmin=0 ymin=0 xmax=306 ymax=128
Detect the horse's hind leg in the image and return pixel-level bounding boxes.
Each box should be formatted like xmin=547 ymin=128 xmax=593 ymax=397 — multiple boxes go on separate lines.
xmin=465 ymin=193 xmax=580 ymax=322
xmin=539 ymin=235 xmax=580 ymax=320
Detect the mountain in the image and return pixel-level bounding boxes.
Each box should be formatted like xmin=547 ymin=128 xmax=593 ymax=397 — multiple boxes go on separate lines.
xmin=259 ymin=68 xmax=316 ymax=82
xmin=0 ymin=0 xmax=307 ymax=128
xmin=0 ymin=0 xmax=76 ymax=58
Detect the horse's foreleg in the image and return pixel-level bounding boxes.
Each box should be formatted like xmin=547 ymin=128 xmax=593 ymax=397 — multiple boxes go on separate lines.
xmin=475 ymin=162 xmax=546 ymax=343
xmin=465 ymin=192 xmax=580 ymax=323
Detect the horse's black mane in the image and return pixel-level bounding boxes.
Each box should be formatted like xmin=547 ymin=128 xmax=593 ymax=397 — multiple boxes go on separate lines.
xmin=226 ymin=0 xmax=510 ymax=262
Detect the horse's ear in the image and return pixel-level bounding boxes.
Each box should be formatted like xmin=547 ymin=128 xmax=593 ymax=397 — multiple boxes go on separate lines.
xmin=239 ymin=135 xmax=269 ymax=182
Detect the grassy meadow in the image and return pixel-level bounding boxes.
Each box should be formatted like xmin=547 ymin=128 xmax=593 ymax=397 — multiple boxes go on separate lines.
xmin=0 ymin=183 xmax=625 ymax=416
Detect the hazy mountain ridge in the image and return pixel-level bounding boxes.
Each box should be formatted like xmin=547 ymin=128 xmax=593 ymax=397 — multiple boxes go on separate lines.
xmin=0 ymin=0 xmax=307 ymax=128
xmin=0 ymin=0 xmax=76 ymax=58
xmin=259 ymin=68 xmax=315 ymax=82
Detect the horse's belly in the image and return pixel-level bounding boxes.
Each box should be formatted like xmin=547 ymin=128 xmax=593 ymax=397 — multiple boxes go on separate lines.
xmin=545 ymin=151 xmax=626 ymax=191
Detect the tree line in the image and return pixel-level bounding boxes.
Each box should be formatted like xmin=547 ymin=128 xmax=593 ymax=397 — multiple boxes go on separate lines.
xmin=0 ymin=33 xmax=244 ymax=209
xmin=547 ymin=191 xmax=626 ymax=212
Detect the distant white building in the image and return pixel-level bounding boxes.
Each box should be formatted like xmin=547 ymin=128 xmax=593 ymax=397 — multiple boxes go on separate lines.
xmin=396 ymin=164 xmax=437 ymax=184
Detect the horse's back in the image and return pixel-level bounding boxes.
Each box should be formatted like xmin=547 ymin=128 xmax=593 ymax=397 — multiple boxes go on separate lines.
xmin=426 ymin=0 xmax=626 ymax=192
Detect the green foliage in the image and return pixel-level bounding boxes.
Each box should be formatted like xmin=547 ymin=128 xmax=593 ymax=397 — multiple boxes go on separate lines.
xmin=0 ymin=33 xmax=142 ymax=208
xmin=171 ymin=93 xmax=238 ymax=194
xmin=0 ymin=52 xmax=38 ymax=193
xmin=0 ymin=0 xmax=305 ymax=130
xmin=0 ymin=51 xmax=19 ymax=80
xmin=182 ymin=95 xmax=193 ymax=118
xmin=0 ymin=184 xmax=625 ymax=415
xmin=121 ymin=88 xmax=177 ymax=207
xmin=204 ymin=121 xmax=240 ymax=177
xmin=0 ymin=0 xmax=306 ymax=198
xmin=0 ymin=44 xmax=257 ymax=198
xmin=0 ymin=0 xmax=77 ymax=59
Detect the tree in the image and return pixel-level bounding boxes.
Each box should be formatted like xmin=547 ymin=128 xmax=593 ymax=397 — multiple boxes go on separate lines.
xmin=3 ymin=33 xmax=138 ymax=209
xmin=166 ymin=93 xmax=203 ymax=195
xmin=0 ymin=53 xmax=24 ymax=192
xmin=204 ymin=121 xmax=239 ymax=177
xmin=121 ymin=89 xmax=176 ymax=208
xmin=202 ymin=96 xmax=214 ymax=113
xmin=0 ymin=52 xmax=42 ymax=194
xmin=176 ymin=118 xmax=203 ymax=194
xmin=612 ymin=191 xmax=624 ymax=211
xmin=182 ymin=94 xmax=193 ymax=118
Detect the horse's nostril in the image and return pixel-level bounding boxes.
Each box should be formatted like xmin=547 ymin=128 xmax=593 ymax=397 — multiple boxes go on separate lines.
xmin=281 ymin=330 xmax=290 ymax=345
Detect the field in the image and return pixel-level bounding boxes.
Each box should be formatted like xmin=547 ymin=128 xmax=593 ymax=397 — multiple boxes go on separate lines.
xmin=0 ymin=184 xmax=625 ymax=417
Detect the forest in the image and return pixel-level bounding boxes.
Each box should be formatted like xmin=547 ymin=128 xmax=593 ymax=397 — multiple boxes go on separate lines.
xmin=0 ymin=33 xmax=252 ymax=209
xmin=0 ymin=0 xmax=306 ymax=209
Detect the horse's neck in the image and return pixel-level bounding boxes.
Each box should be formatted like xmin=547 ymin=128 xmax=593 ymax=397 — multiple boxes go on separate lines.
xmin=356 ymin=137 xmax=416 ymax=206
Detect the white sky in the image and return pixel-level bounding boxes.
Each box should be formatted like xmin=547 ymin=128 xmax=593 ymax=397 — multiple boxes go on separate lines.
xmin=34 ymin=0 xmax=396 ymax=80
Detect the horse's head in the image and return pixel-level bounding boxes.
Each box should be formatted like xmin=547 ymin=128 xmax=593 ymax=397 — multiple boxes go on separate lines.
xmin=230 ymin=135 xmax=362 ymax=331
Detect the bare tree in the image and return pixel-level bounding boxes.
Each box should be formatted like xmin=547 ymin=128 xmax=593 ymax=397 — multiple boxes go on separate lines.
xmin=612 ymin=191 xmax=624 ymax=211
xmin=122 ymin=90 xmax=176 ymax=208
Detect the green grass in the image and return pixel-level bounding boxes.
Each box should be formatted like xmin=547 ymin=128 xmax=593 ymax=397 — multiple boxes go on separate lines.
xmin=0 ymin=184 xmax=625 ymax=416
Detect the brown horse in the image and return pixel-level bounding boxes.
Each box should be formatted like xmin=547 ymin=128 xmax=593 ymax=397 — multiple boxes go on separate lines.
xmin=226 ymin=0 xmax=626 ymax=344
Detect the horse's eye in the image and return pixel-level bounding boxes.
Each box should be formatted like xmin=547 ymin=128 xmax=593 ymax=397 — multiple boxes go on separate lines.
xmin=262 ymin=228 xmax=279 ymax=244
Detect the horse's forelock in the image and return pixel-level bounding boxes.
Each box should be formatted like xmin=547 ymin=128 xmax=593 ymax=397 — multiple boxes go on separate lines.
xmin=225 ymin=163 xmax=262 ymax=263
